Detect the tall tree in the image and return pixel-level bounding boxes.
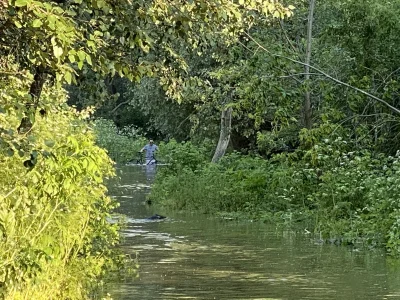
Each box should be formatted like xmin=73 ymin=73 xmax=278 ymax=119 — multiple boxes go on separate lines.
xmin=303 ymin=0 xmax=315 ymax=129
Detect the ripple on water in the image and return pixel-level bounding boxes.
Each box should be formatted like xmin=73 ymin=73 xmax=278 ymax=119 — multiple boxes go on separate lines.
xmin=117 ymin=183 xmax=151 ymax=189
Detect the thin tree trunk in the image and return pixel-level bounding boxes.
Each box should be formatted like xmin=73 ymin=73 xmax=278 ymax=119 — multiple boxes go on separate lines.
xmin=18 ymin=67 xmax=47 ymax=133
xmin=303 ymin=0 xmax=315 ymax=129
xmin=212 ymin=107 xmax=232 ymax=163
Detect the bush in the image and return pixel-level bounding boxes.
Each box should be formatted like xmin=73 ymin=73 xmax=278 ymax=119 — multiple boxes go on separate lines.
xmin=0 ymin=75 xmax=123 ymax=298
xmin=150 ymin=153 xmax=303 ymax=217
xmin=93 ymin=118 xmax=147 ymax=163
xmin=156 ymin=139 xmax=209 ymax=175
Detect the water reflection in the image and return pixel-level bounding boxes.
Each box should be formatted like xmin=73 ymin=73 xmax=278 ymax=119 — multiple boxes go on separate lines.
xmin=107 ymin=166 xmax=400 ymax=300
xmin=145 ymin=164 xmax=157 ymax=182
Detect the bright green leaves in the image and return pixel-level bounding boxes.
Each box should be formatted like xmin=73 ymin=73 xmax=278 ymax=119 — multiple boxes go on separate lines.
xmin=91 ymin=0 xmax=108 ymax=10
xmin=64 ymin=71 xmax=72 ymax=84
xmin=53 ymin=45 xmax=63 ymax=59
xmin=0 ymin=3 xmax=127 ymax=296
xmin=0 ymin=61 xmax=120 ymax=295
xmin=31 ymin=19 xmax=42 ymax=27
xmin=0 ymin=209 xmax=16 ymax=238
xmin=4 ymin=0 xmax=295 ymax=101
xmin=14 ymin=20 xmax=23 ymax=28
xmin=5 ymin=0 xmax=82 ymax=86
xmin=68 ymin=53 xmax=76 ymax=63
xmin=86 ymin=54 xmax=92 ymax=66
xmin=77 ymin=49 xmax=86 ymax=62
xmin=46 ymin=15 xmax=57 ymax=30
xmin=14 ymin=0 xmax=30 ymax=7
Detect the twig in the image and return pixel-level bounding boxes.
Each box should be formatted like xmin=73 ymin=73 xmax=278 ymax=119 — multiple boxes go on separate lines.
xmin=279 ymin=20 xmax=299 ymax=54
xmin=278 ymin=72 xmax=321 ymax=78
xmin=2 ymin=187 xmax=17 ymax=200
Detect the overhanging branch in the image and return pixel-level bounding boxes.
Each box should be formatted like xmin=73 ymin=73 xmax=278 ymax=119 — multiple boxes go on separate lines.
xmin=244 ymin=32 xmax=400 ymax=115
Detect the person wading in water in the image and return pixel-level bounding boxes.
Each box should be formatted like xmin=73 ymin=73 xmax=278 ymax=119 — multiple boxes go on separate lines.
xmin=140 ymin=139 xmax=158 ymax=165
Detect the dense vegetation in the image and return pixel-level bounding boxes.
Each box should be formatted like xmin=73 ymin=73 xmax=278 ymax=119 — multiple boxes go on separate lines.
xmin=91 ymin=0 xmax=400 ymax=256
xmin=150 ymin=145 xmax=400 ymax=254
xmin=3 ymin=0 xmax=400 ymax=297
xmin=0 ymin=0 xmax=292 ymax=298
xmin=0 ymin=66 xmax=121 ymax=299
xmin=147 ymin=0 xmax=400 ymax=256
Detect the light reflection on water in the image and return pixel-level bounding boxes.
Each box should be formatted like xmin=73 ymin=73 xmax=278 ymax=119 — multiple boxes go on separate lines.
xmin=106 ymin=165 xmax=400 ymax=300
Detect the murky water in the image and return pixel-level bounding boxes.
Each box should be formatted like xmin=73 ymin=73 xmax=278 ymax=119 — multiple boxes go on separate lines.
xmin=107 ymin=165 xmax=400 ymax=300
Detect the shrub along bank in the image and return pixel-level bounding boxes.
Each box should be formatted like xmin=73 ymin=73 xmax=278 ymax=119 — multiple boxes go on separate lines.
xmin=93 ymin=119 xmax=147 ymax=164
xmin=149 ymin=138 xmax=400 ymax=256
xmin=1 ymin=76 xmax=122 ymax=299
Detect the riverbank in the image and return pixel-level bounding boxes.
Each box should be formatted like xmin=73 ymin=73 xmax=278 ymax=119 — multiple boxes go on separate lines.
xmin=106 ymin=165 xmax=400 ymax=299
xmin=149 ymin=145 xmax=400 ymax=256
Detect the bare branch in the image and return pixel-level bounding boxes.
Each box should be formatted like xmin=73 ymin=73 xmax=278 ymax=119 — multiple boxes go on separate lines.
xmin=279 ymin=72 xmax=321 ymax=78
xmin=279 ymin=20 xmax=299 ymax=55
xmin=110 ymin=100 xmax=130 ymax=114
xmin=244 ymin=32 xmax=400 ymax=115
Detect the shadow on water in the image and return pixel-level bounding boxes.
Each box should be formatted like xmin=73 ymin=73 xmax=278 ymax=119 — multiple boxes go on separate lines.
xmin=106 ymin=165 xmax=400 ymax=300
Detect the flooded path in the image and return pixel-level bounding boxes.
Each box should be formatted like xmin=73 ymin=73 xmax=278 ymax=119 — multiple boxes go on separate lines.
xmin=107 ymin=165 xmax=400 ymax=299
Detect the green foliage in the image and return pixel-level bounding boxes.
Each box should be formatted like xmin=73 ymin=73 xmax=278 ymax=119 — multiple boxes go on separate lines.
xmin=351 ymin=154 xmax=400 ymax=254
xmin=157 ymin=139 xmax=210 ymax=175
xmin=63 ymin=0 xmax=295 ymax=144
xmin=0 ymin=0 xmax=295 ymax=297
xmin=150 ymin=152 xmax=304 ymax=216
xmin=0 ymin=69 xmax=124 ymax=299
xmin=117 ymin=78 xmax=194 ymax=140
xmin=151 ymin=133 xmax=400 ymax=256
xmin=93 ymin=119 xmax=147 ymax=163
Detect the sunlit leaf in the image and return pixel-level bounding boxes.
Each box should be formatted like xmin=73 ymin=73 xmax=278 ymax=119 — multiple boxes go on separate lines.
xmin=64 ymin=71 xmax=72 ymax=84
xmin=14 ymin=20 xmax=23 ymax=28
xmin=86 ymin=54 xmax=92 ymax=66
xmin=53 ymin=45 xmax=63 ymax=58
xmin=15 ymin=0 xmax=29 ymax=7
xmin=32 ymin=19 xmax=43 ymax=28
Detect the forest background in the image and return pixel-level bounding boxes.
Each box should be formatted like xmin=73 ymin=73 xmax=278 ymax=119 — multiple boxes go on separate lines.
xmin=1 ymin=0 xmax=400 ymax=299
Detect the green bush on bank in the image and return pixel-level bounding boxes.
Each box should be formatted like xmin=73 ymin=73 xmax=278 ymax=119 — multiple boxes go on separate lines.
xmin=150 ymin=152 xmax=312 ymax=217
xmin=156 ymin=139 xmax=210 ymax=175
xmin=149 ymin=137 xmax=400 ymax=255
xmin=92 ymin=123 xmax=210 ymax=168
xmin=93 ymin=119 xmax=147 ymax=164
xmin=0 ymin=75 xmax=123 ymax=299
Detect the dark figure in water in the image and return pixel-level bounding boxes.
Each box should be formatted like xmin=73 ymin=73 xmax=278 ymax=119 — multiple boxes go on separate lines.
xmin=147 ymin=214 xmax=166 ymax=220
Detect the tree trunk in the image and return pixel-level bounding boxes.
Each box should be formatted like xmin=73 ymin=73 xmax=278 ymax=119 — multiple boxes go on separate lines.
xmin=18 ymin=67 xmax=47 ymax=133
xmin=303 ymin=0 xmax=315 ymax=129
xmin=212 ymin=107 xmax=232 ymax=163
